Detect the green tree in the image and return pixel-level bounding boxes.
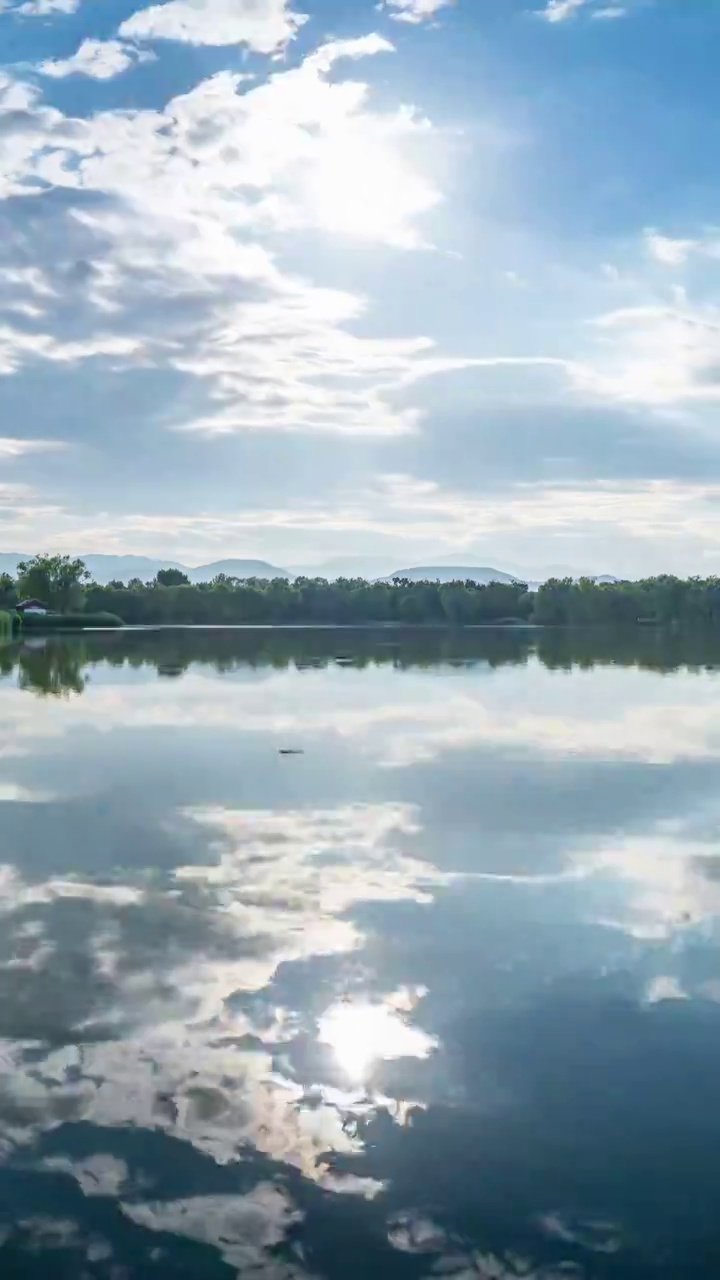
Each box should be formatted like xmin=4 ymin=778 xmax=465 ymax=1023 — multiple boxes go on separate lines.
xmin=0 ymin=572 xmax=16 ymax=607
xmin=16 ymin=554 xmax=90 ymax=612
xmin=155 ymin=568 xmax=191 ymax=587
xmin=26 ymin=564 xmax=720 ymax=630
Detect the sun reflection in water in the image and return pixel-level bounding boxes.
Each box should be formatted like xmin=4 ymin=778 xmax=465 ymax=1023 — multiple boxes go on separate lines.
xmin=318 ymin=997 xmax=436 ymax=1083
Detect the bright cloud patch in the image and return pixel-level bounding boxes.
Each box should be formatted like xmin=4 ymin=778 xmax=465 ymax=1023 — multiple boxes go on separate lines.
xmin=119 ymin=0 xmax=306 ymax=52
xmin=381 ymin=0 xmax=454 ymax=23
xmin=0 ymin=36 xmax=453 ymax=440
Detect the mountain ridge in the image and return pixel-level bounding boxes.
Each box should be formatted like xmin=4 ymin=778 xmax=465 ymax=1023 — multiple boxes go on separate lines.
xmin=0 ymin=552 xmax=621 ymax=587
xmin=380 ymin=565 xmax=521 ymax=585
xmin=0 ymin=553 xmax=291 ymax=584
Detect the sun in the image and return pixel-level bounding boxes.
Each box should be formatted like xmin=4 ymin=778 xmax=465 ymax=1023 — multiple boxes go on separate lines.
xmin=303 ymin=129 xmax=440 ymax=249
xmin=318 ymin=999 xmax=435 ymax=1083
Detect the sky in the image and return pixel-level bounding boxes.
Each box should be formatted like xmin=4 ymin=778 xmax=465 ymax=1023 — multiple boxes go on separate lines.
xmin=1 ymin=0 xmax=720 ymax=575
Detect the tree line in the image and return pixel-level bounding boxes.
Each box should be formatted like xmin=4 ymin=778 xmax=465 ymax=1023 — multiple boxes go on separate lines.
xmin=2 ymin=555 xmax=531 ymax=625
xmin=5 ymin=554 xmax=720 ymax=628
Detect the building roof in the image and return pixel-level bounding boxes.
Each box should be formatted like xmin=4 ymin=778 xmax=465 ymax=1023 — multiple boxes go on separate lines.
xmin=17 ymin=599 xmax=49 ymax=610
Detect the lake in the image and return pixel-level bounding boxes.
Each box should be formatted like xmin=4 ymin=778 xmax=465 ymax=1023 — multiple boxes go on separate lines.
xmin=2 ymin=627 xmax=720 ymax=1278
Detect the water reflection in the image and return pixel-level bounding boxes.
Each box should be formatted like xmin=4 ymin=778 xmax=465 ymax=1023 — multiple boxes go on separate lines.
xmin=7 ymin=625 xmax=720 ymax=691
xmin=2 ymin=630 xmax=720 ymax=1274
xmin=318 ymin=994 xmax=435 ymax=1085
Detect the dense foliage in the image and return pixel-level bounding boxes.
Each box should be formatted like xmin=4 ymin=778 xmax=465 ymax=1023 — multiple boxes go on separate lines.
xmin=83 ymin=575 xmax=532 ymax=626
xmin=532 ymin=575 xmax=720 ymax=626
xmin=6 ymin=556 xmax=720 ymax=629
xmin=19 ymin=612 xmax=123 ymax=631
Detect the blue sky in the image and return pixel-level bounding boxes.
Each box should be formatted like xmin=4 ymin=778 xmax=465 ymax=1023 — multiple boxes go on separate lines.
xmin=1 ymin=0 xmax=720 ymax=575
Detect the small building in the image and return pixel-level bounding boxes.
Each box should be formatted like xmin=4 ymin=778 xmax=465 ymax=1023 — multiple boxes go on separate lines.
xmin=16 ymin=599 xmax=49 ymax=616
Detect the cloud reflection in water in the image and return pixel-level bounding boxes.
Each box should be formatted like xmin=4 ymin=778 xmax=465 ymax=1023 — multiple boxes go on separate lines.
xmin=2 ymin=633 xmax=720 ymax=1274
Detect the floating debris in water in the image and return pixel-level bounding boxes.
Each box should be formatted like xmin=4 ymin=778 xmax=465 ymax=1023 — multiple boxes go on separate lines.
xmin=278 ymin=748 xmax=304 ymax=755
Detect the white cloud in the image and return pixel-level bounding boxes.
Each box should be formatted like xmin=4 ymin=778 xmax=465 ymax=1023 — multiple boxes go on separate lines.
xmin=122 ymin=1185 xmax=303 ymax=1275
xmin=0 ymin=437 xmax=65 ymax=456
xmin=12 ymin=0 xmax=79 ymax=12
xmin=6 ymin=471 xmax=720 ymax=570
xmin=574 ymin=301 xmax=720 ymax=406
xmin=39 ymin=39 xmax=155 ymax=81
xmin=578 ymin=829 xmax=720 ymax=939
xmin=538 ymin=0 xmax=589 ymax=22
xmin=0 ymin=790 xmax=440 ymax=1177
xmin=645 ymin=230 xmax=698 ymax=267
xmin=0 ymin=39 xmax=464 ymax=438
xmin=119 ymin=0 xmax=306 ymax=53
xmin=645 ymin=975 xmax=687 ymax=1003
xmin=307 ymin=32 xmax=394 ymax=68
xmin=537 ymin=0 xmax=627 ymax=20
xmin=177 ymin=803 xmax=437 ymax=965
xmin=380 ymin=0 xmax=454 ymax=24
xmin=0 ymin=323 xmax=142 ymax=375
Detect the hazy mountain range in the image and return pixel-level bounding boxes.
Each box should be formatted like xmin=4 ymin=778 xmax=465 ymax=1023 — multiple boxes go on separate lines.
xmin=378 ymin=565 xmax=520 ymax=585
xmin=0 ymin=552 xmax=619 ymax=587
xmin=0 ymin=554 xmax=292 ymax=584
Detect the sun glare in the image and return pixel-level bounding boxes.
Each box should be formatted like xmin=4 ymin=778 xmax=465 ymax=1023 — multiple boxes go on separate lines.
xmin=318 ymin=999 xmax=435 ymax=1083
xmin=305 ymin=135 xmax=439 ymax=248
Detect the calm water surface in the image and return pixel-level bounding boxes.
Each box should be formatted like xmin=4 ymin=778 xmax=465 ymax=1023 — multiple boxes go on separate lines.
xmin=2 ymin=628 xmax=720 ymax=1277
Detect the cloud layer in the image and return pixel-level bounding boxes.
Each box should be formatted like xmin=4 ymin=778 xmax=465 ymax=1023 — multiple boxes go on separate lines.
xmin=0 ymin=0 xmax=716 ymax=573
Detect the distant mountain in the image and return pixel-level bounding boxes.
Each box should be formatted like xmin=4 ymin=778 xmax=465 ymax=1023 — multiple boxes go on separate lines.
xmin=492 ymin=562 xmax=623 ymax=589
xmin=288 ymin=556 xmax=397 ymax=580
xmin=0 ymin=553 xmax=24 ymax=577
xmin=80 ymin=555 xmax=186 ymax=583
xmin=0 ymin=552 xmax=623 ymax=588
xmin=187 ymin=559 xmax=291 ymax=582
xmin=0 ymin=553 xmax=291 ymax=584
xmin=381 ymin=565 xmax=522 ymax=585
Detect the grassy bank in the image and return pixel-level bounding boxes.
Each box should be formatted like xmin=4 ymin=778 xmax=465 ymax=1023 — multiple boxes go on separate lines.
xmin=0 ymin=610 xmax=13 ymax=640
xmin=20 ymin=612 xmax=124 ymax=631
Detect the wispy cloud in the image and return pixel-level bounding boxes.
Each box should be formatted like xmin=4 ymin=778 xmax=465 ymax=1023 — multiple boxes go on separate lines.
xmin=39 ymin=39 xmax=155 ymax=81
xmin=576 ymin=300 xmax=720 ymax=406
xmin=7 ymin=0 xmax=79 ymax=12
xmin=537 ymin=0 xmax=627 ymax=21
xmin=645 ymin=231 xmax=699 ymax=266
xmin=6 ymin=473 xmax=720 ymax=572
xmin=644 ymin=228 xmax=720 ymax=267
xmin=538 ymin=0 xmax=590 ymax=22
xmin=0 ymin=436 xmax=65 ymax=455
